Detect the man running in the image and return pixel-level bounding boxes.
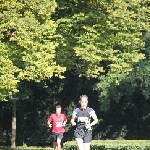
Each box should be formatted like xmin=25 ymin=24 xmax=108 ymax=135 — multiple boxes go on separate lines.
xmin=47 ymin=105 xmax=67 ymax=150
xmin=71 ymin=95 xmax=98 ymax=150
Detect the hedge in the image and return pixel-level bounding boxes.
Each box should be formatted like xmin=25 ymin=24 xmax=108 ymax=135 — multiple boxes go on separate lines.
xmin=63 ymin=140 xmax=150 ymax=150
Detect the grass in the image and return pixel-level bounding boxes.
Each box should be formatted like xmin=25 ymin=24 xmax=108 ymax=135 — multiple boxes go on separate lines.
xmin=0 ymin=146 xmax=54 ymax=150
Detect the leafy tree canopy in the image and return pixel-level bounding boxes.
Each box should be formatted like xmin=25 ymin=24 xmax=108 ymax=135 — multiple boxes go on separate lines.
xmin=0 ymin=0 xmax=66 ymax=100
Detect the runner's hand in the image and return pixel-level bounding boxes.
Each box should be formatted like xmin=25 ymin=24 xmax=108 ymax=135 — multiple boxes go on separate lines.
xmin=85 ymin=124 xmax=91 ymax=129
xmin=49 ymin=124 xmax=52 ymax=128
xmin=71 ymin=122 xmax=76 ymax=126
xmin=62 ymin=122 xmax=66 ymax=127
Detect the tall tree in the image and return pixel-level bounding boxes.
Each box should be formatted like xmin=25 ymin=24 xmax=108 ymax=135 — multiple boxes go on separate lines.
xmin=1 ymin=0 xmax=150 ymax=145
xmin=0 ymin=0 xmax=65 ymax=147
xmin=55 ymin=0 xmax=149 ymax=111
xmin=0 ymin=0 xmax=66 ymax=100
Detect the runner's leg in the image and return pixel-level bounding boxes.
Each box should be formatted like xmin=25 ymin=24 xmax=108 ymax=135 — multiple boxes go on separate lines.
xmin=83 ymin=130 xmax=92 ymax=150
xmin=84 ymin=143 xmax=90 ymax=150
xmin=56 ymin=132 xmax=63 ymax=150
xmin=56 ymin=138 xmax=61 ymax=150
xmin=75 ymin=138 xmax=84 ymax=150
xmin=52 ymin=133 xmax=57 ymax=150
xmin=53 ymin=142 xmax=57 ymax=150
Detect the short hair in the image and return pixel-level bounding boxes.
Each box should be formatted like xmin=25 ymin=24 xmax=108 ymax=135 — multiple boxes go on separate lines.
xmin=56 ymin=105 xmax=61 ymax=108
xmin=79 ymin=95 xmax=88 ymax=101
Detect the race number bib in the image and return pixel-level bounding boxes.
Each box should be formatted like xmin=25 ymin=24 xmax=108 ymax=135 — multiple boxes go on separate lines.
xmin=56 ymin=122 xmax=62 ymax=127
xmin=78 ymin=117 xmax=89 ymax=122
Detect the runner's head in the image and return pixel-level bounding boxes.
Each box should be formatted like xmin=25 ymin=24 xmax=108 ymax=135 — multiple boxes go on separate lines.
xmin=79 ymin=95 xmax=88 ymax=109
xmin=56 ymin=105 xmax=61 ymax=115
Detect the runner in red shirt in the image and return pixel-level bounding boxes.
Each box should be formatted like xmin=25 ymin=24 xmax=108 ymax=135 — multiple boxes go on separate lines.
xmin=47 ymin=105 xmax=67 ymax=150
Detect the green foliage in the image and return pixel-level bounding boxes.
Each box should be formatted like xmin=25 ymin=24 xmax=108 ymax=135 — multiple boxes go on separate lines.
xmin=57 ymin=0 xmax=149 ymax=78
xmin=0 ymin=0 xmax=149 ymax=102
xmin=63 ymin=140 xmax=150 ymax=150
xmin=54 ymin=0 xmax=150 ymax=111
xmin=94 ymin=32 xmax=150 ymax=111
xmin=0 ymin=43 xmax=20 ymax=100
xmin=0 ymin=0 xmax=66 ymax=100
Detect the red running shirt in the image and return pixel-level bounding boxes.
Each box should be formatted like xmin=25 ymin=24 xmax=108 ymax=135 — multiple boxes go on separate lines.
xmin=48 ymin=113 xmax=67 ymax=133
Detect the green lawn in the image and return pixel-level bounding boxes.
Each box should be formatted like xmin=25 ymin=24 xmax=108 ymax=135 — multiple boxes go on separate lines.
xmin=0 ymin=146 xmax=54 ymax=150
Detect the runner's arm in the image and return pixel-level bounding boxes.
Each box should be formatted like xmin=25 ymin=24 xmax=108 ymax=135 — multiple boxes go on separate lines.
xmin=90 ymin=114 xmax=98 ymax=126
xmin=62 ymin=120 xmax=67 ymax=126
xmin=47 ymin=115 xmax=52 ymax=127
xmin=62 ymin=115 xmax=67 ymax=126
xmin=70 ymin=115 xmax=76 ymax=126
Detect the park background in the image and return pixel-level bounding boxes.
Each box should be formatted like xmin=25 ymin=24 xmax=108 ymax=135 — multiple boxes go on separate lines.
xmin=0 ymin=0 xmax=150 ymax=148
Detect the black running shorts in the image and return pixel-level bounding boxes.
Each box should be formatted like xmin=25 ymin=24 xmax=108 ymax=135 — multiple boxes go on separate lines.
xmin=74 ymin=129 xmax=92 ymax=143
xmin=52 ymin=132 xmax=64 ymax=142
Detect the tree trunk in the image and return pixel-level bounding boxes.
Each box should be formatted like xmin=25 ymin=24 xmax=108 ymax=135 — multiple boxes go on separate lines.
xmin=11 ymin=100 xmax=16 ymax=148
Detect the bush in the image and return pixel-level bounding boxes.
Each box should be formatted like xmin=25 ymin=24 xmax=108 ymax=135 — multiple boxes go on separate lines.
xmin=63 ymin=140 xmax=150 ymax=150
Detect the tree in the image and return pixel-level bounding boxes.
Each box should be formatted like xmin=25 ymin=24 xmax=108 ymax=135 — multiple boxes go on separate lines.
xmin=50 ymin=0 xmax=149 ymax=112
xmin=1 ymin=0 xmax=150 ymax=145
xmin=0 ymin=0 xmax=66 ymax=147
xmin=0 ymin=0 xmax=66 ymax=100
